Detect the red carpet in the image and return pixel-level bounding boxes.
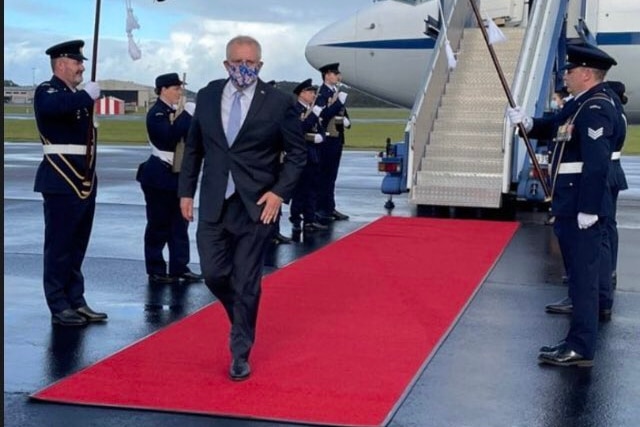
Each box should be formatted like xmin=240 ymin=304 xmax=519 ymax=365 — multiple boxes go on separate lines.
xmin=32 ymin=216 xmax=518 ymax=426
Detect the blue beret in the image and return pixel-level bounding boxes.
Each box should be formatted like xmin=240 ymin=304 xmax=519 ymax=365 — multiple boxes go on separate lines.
xmin=155 ymin=73 xmax=183 ymax=89
xmin=564 ymin=44 xmax=617 ymax=71
xmin=45 ymin=40 xmax=88 ymax=61
xmin=293 ymin=79 xmax=317 ymax=95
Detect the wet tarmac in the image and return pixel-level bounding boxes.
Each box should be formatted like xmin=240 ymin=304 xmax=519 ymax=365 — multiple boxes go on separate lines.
xmin=4 ymin=143 xmax=640 ymax=427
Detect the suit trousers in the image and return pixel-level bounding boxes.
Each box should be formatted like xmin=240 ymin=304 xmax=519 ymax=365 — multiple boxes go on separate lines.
xmin=196 ymin=194 xmax=274 ymax=359
xmin=42 ymin=192 xmax=95 ymax=314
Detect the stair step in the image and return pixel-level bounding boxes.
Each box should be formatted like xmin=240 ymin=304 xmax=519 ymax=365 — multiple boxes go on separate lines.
xmin=421 ymin=157 xmax=503 ymax=173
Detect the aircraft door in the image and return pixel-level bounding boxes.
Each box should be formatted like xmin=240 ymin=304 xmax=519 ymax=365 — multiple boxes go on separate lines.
xmin=480 ymin=0 xmax=526 ymax=25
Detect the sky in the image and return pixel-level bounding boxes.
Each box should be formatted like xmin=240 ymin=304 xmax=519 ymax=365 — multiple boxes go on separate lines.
xmin=4 ymin=0 xmax=374 ymax=90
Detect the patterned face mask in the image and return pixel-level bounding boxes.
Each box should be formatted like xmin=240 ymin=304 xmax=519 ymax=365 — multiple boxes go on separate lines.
xmin=226 ymin=62 xmax=261 ymax=89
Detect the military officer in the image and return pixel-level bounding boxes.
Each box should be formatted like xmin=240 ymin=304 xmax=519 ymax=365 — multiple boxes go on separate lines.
xmin=33 ymin=40 xmax=107 ymax=326
xmin=509 ymin=44 xmax=622 ymax=367
xmin=603 ymin=80 xmax=629 ymax=288
xmin=136 ymin=73 xmax=203 ymax=285
xmin=289 ymin=79 xmax=329 ymax=233
xmin=543 ymin=80 xmax=629 ymax=314
xmin=315 ymin=63 xmax=351 ymax=223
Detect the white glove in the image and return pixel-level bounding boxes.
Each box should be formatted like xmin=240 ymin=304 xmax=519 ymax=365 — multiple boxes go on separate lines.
xmin=507 ymin=106 xmax=533 ymax=132
xmin=577 ymin=212 xmax=598 ymax=229
xmin=337 ymin=92 xmax=348 ymax=104
xmin=343 ymin=117 xmax=351 ymax=128
xmin=184 ymin=102 xmax=196 ymax=116
xmin=312 ymin=105 xmax=323 ymax=117
xmin=83 ymin=81 xmax=100 ymax=100
xmin=313 ymin=133 xmax=323 ymax=144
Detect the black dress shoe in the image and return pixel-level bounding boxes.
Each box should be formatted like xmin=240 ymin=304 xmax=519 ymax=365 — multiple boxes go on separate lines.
xmin=545 ymin=296 xmax=573 ymax=314
xmin=538 ymin=348 xmax=593 ymax=367
xmin=539 ymin=340 xmax=566 ymax=354
xmin=273 ymin=232 xmax=292 ymax=244
xmin=304 ymin=221 xmax=329 ymax=231
xmin=229 ymin=358 xmax=251 ymax=381
xmin=332 ymin=209 xmax=350 ymax=220
xmin=52 ymin=309 xmax=88 ymax=326
xmin=178 ymin=271 xmax=203 ymax=283
xmin=562 ymin=275 xmax=570 ymax=284
xmin=148 ymin=273 xmax=177 ymax=284
xmin=75 ymin=305 xmax=108 ymax=322
xmin=315 ymin=212 xmax=335 ymax=223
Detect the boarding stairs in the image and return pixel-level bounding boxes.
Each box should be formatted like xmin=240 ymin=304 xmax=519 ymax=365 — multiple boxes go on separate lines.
xmin=411 ymin=26 xmax=525 ymax=208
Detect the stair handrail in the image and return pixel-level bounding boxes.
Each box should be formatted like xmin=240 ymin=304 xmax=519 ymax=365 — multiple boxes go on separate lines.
xmin=406 ymin=0 xmax=471 ymax=195
xmin=502 ymin=0 xmax=569 ymax=194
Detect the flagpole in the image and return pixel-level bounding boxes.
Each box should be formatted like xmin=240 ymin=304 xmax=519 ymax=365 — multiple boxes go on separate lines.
xmin=84 ymin=0 xmax=101 ymax=190
xmin=91 ymin=0 xmax=101 ymax=81
xmin=468 ymin=0 xmax=551 ymax=202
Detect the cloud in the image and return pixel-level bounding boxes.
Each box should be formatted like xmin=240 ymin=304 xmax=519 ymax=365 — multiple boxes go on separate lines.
xmin=4 ymin=0 xmax=368 ymax=88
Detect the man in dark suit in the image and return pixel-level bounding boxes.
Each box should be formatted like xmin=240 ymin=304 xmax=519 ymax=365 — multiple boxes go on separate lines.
xmin=136 ymin=72 xmax=202 ymax=285
xmin=33 ymin=39 xmax=107 ymax=326
xmin=178 ymin=35 xmax=306 ymax=381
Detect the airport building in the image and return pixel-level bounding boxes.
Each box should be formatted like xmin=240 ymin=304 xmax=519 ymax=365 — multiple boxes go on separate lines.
xmin=4 ymin=80 xmax=165 ymax=113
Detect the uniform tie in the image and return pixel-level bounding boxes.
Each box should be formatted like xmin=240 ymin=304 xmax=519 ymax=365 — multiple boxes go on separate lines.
xmin=225 ymin=91 xmax=243 ymax=198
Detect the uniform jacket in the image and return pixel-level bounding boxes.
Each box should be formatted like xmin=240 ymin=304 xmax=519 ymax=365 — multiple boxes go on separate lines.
xmin=33 ymin=75 xmax=97 ymax=198
xmin=136 ymin=99 xmax=191 ymax=191
xmin=540 ymin=83 xmax=620 ymax=217
xmin=295 ymin=101 xmax=324 ymax=164
xmin=315 ymin=83 xmax=349 ymax=140
xmin=605 ymin=86 xmax=629 ymax=193
xmin=177 ymin=78 xmax=307 ymax=223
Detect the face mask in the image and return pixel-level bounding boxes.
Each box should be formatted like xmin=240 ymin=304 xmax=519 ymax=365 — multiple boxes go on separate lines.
xmin=550 ymin=100 xmax=559 ymax=110
xmin=226 ymin=62 xmax=260 ymax=89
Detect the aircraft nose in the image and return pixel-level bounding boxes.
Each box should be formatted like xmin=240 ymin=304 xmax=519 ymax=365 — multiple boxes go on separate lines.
xmin=305 ymin=14 xmax=357 ymax=75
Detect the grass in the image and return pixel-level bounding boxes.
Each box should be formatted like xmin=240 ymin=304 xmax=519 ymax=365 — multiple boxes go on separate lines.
xmin=4 ymin=106 xmax=639 ymax=154
xmin=4 ymin=107 xmax=409 ymax=149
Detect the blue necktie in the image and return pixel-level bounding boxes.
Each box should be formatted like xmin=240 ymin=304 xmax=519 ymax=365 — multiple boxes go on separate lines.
xmin=225 ymin=91 xmax=243 ymax=199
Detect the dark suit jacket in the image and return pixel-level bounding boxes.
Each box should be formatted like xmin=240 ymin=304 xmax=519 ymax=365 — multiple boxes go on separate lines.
xmin=178 ymin=79 xmax=307 ymax=223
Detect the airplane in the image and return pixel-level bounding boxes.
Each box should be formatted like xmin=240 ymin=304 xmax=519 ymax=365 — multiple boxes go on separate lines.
xmin=305 ymin=0 xmax=639 ymax=121
xmin=305 ymin=0 xmax=639 ymax=210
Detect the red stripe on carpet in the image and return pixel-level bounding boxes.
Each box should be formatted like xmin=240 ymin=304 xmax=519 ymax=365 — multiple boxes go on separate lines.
xmin=31 ymin=216 xmax=519 ymax=426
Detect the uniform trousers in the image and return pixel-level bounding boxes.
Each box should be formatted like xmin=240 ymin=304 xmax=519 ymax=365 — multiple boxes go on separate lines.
xmin=317 ymin=136 xmax=343 ymax=217
xmin=554 ymin=216 xmax=613 ymax=310
xmin=141 ymin=185 xmax=190 ymax=276
xmin=607 ymin=187 xmax=621 ymax=274
xmin=42 ymin=192 xmax=95 ymax=314
xmin=290 ymin=145 xmax=320 ymax=224
xmin=557 ymin=217 xmax=609 ymax=359
xmin=197 ymin=193 xmax=274 ymax=360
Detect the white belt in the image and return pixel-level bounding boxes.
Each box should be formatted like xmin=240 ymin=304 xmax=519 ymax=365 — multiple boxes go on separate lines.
xmin=43 ymin=144 xmax=88 ymax=155
xmin=558 ymin=162 xmax=583 ymax=174
xmin=611 ymin=151 xmax=621 ymax=160
xmin=150 ymin=141 xmax=174 ymax=165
